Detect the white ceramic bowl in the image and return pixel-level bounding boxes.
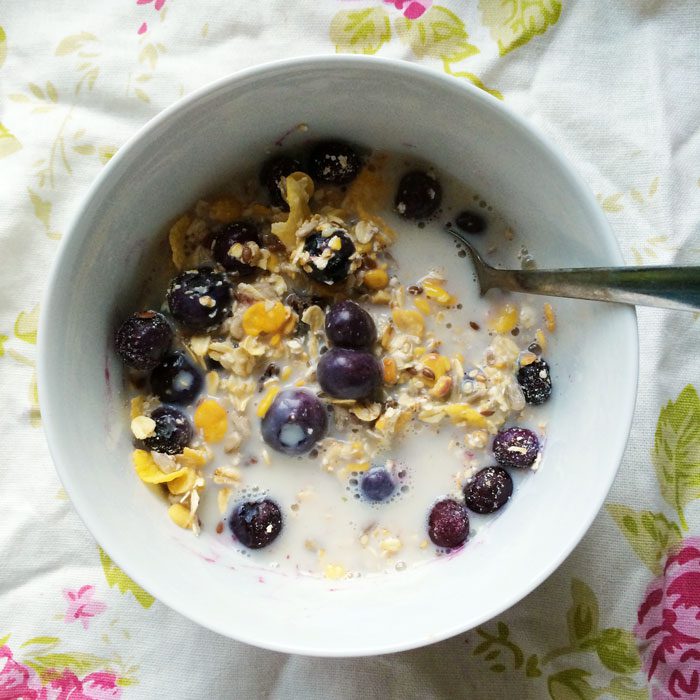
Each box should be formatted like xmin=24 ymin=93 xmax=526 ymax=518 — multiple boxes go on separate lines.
xmin=39 ymin=56 xmax=638 ymax=656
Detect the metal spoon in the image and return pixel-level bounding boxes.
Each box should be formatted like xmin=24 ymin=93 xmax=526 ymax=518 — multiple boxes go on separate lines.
xmin=447 ymin=229 xmax=700 ymax=312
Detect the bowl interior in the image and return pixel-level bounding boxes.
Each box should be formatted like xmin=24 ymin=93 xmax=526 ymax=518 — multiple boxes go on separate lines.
xmin=39 ymin=57 xmax=637 ymax=656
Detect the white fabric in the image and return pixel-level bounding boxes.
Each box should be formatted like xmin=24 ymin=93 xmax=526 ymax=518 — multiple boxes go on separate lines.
xmin=1 ymin=1 xmax=699 ymax=698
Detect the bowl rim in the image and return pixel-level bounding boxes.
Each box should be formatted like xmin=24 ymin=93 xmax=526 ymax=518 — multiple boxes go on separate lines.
xmin=38 ymin=54 xmax=639 ymax=657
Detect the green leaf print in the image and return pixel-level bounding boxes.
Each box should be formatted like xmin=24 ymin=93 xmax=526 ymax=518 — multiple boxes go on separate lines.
xmin=525 ymin=654 xmax=542 ymax=678
xmin=28 ymin=189 xmax=51 ymax=228
xmin=605 ymin=676 xmax=649 ymax=700
xmin=0 ymin=634 xmax=10 ymax=647
xmin=479 ymin=0 xmax=562 ymax=56
xmin=0 ymin=334 xmax=7 ymax=357
xmin=20 ymin=637 xmax=60 ymax=648
xmin=98 ymin=145 xmax=116 ymax=164
xmin=14 ymin=305 xmax=39 ymax=345
xmin=0 ymin=122 xmax=22 ymax=159
xmin=28 ymin=188 xmax=61 ymax=239
xmin=566 ymin=579 xmax=599 ymax=645
xmin=547 ymin=668 xmax=599 ymax=700
xmin=0 ymin=26 xmax=7 ymax=68
xmin=395 ymin=6 xmax=479 ymax=63
xmin=99 ymin=547 xmax=155 ymax=609
xmin=55 ymin=31 xmax=97 ymax=56
xmin=652 ymin=384 xmax=700 ymax=529
xmin=606 ymin=504 xmax=682 ymax=575
xmin=593 ymin=629 xmax=641 ymax=674
xmin=25 ymin=652 xmax=113 ymax=683
xmin=330 ymin=7 xmax=391 ymax=55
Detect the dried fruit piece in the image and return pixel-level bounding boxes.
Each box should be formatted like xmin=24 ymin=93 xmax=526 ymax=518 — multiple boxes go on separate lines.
xmin=324 ymin=563 xmax=347 ymax=580
xmin=363 ymin=268 xmax=389 ymax=290
xmin=382 ymin=357 xmax=398 ymax=385
xmin=391 ymin=309 xmax=424 ymax=338
xmin=430 ymin=375 xmax=453 ymax=399
xmin=257 ymin=385 xmax=280 ymax=418
xmin=544 ymin=303 xmax=556 ymax=332
xmin=414 ymin=297 xmax=431 ymax=314
xmin=421 ymin=353 xmax=451 ymax=383
xmin=209 ymin=197 xmax=242 ymax=223
xmin=422 ymin=279 xmax=455 ymax=306
xmin=168 ymin=503 xmax=193 ymax=528
xmin=489 ymin=304 xmax=519 ymax=334
xmin=194 ymin=399 xmax=228 ymax=443
xmin=444 ymin=404 xmax=488 ymax=428
xmin=242 ymin=301 xmax=291 ymax=337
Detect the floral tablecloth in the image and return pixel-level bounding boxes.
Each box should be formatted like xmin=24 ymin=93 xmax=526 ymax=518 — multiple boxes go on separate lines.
xmin=1 ymin=1 xmax=699 ymax=698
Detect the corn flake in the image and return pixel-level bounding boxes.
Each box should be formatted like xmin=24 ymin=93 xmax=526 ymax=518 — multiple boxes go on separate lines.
xmin=133 ymin=450 xmax=188 ymax=484
xmin=194 ymin=399 xmax=228 ymax=443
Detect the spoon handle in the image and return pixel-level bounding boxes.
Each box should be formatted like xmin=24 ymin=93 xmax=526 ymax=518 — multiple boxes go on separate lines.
xmin=481 ymin=265 xmax=700 ymax=312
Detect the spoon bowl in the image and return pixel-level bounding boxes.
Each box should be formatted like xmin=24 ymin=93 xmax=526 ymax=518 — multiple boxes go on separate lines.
xmin=448 ymin=229 xmax=700 ymax=312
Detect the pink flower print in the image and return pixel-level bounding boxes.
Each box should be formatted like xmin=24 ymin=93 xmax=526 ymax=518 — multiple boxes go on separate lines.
xmin=635 ymin=538 xmax=700 ymax=699
xmin=63 ymin=585 xmax=107 ymax=630
xmin=39 ymin=671 xmax=121 ymax=700
xmin=0 ymin=645 xmax=42 ymax=699
xmin=383 ymin=0 xmax=432 ymax=20
xmin=135 ymin=0 xmax=166 ymax=34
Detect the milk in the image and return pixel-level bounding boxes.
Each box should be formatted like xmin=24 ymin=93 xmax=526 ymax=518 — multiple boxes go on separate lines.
xmin=138 ymin=152 xmax=548 ymax=578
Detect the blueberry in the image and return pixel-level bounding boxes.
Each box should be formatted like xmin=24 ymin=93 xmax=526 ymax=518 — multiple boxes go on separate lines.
xmin=211 ymin=221 xmax=261 ymax=276
xmin=114 ymin=311 xmax=172 ymax=371
xmin=142 ymin=405 xmax=192 ymax=455
xmin=428 ymin=499 xmax=470 ymax=548
xmin=260 ymin=155 xmax=302 ymax=209
xmin=517 ymin=359 xmax=552 ymax=405
xmin=308 ymin=140 xmax=362 ymax=185
xmin=455 ymin=210 xmax=487 ymax=234
xmin=360 ymin=467 xmax=395 ymax=502
xmin=150 ymin=351 xmax=203 ymax=405
xmin=261 ymin=388 xmax=328 ymax=455
xmin=325 ymin=300 xmax=376 ymax=349
xmin=166 ymin=268 xmax=232 ymax=331
xmin=229 ymin=499 xmax=282 ymax=549
xmin=395 ymin=171 xmax=442 ymax=220
xmin=317 ymin=347 xmax=381 ymax=400
xmin=463 ymin=466 xmax=513 ymax=514
xmin=303 ymin=230 xmax=356 ymax=285
xmin=493 ymin=427 xmax=540 ymax=469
